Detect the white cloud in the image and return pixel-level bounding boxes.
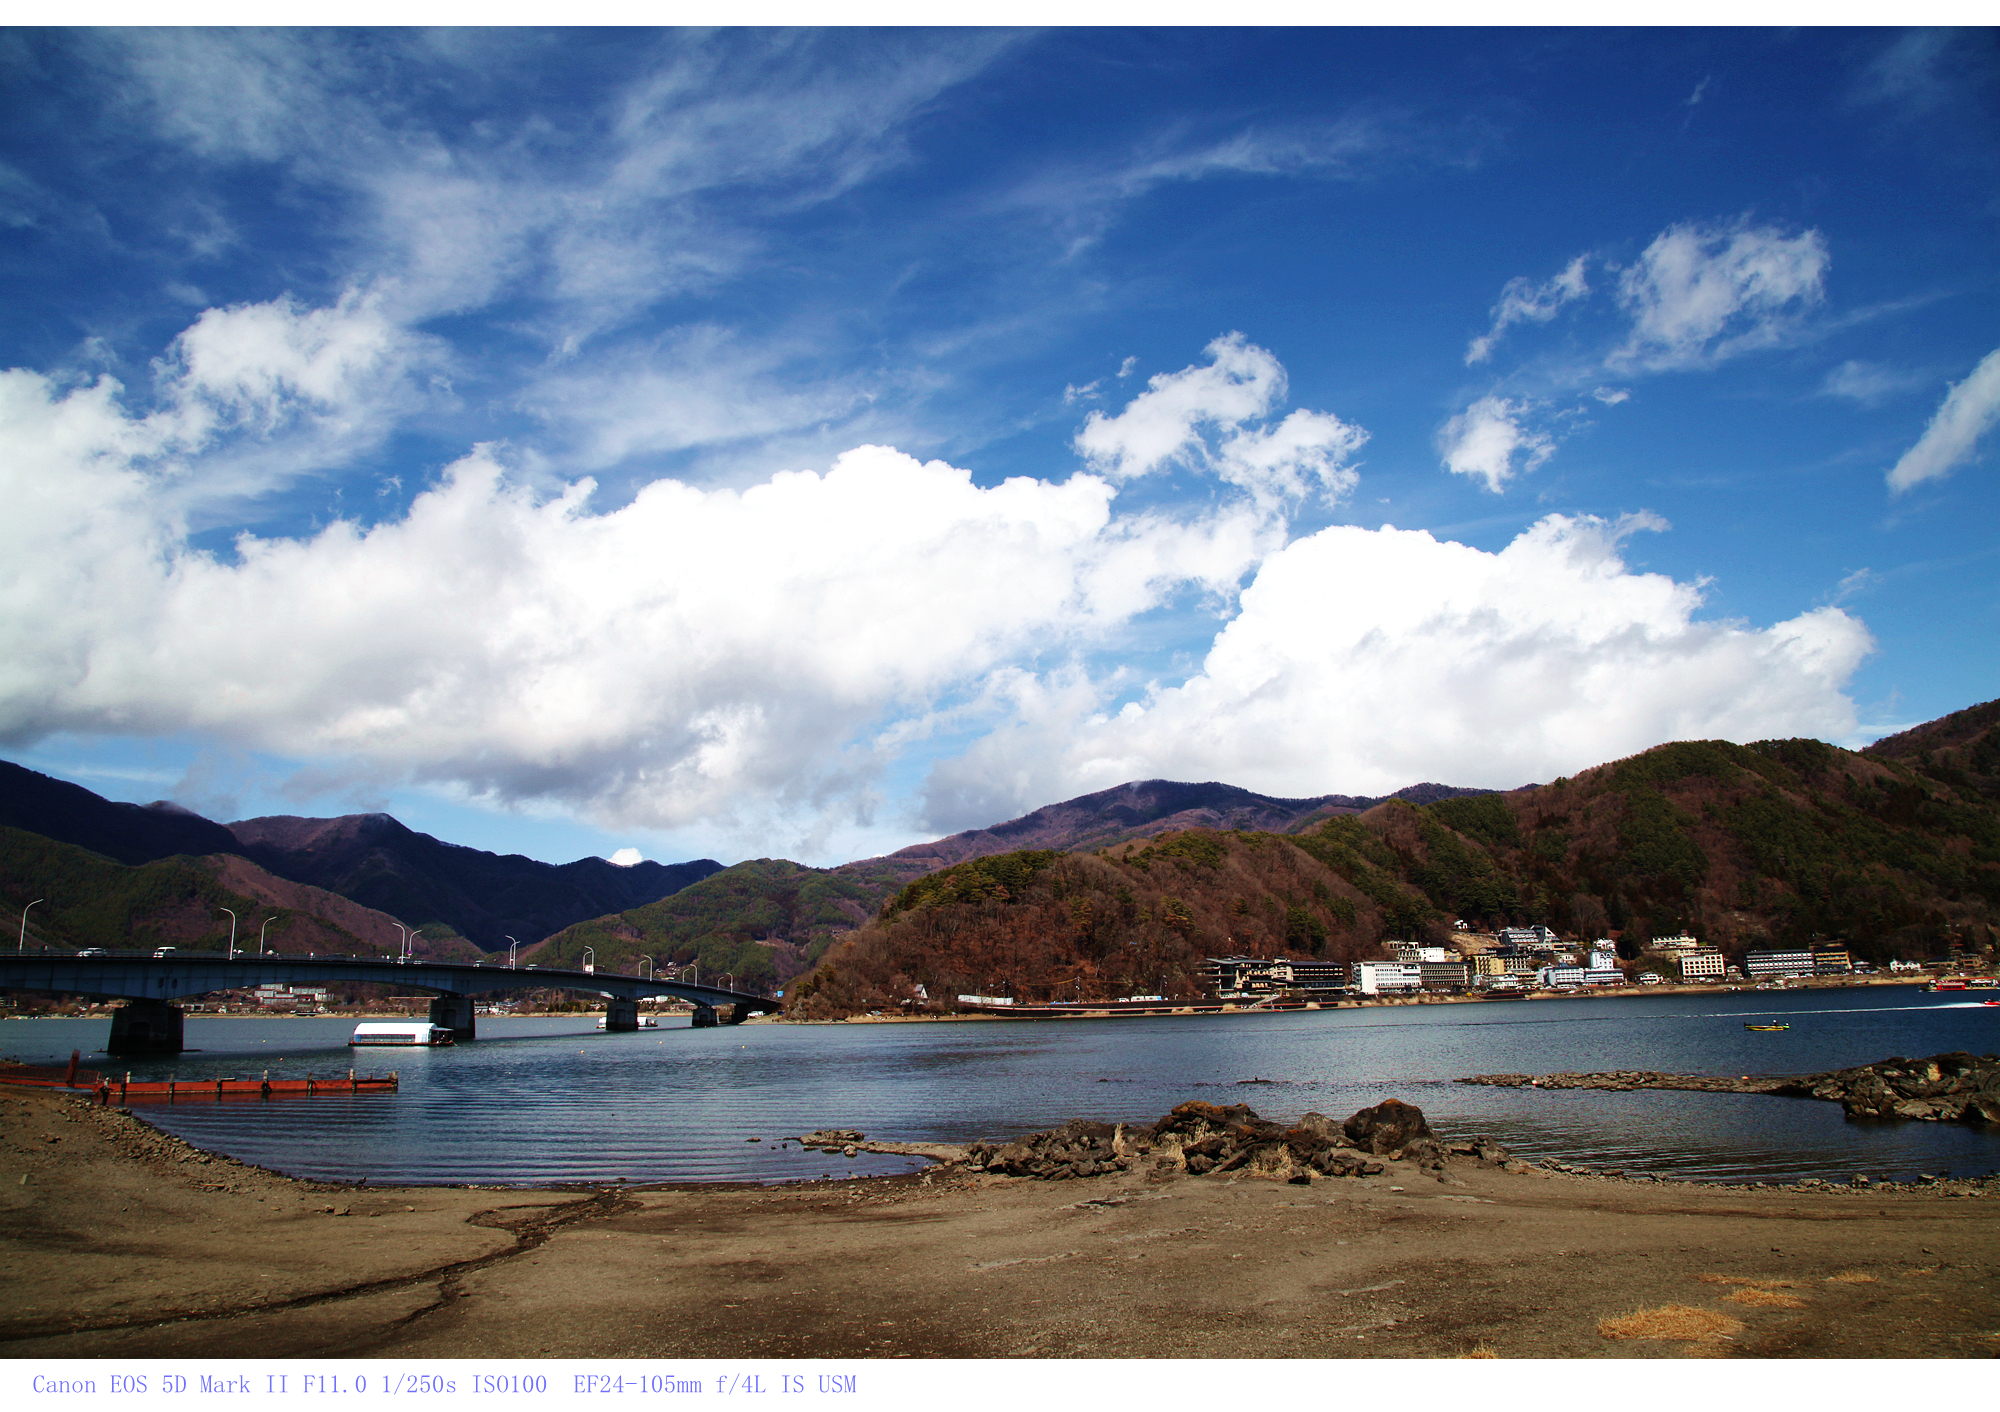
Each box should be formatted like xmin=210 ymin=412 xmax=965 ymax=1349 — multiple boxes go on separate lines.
xmin=1885 ymin=345 xmax=2000 ymax=494
xmin=160 ymin=288 xmax=431 ymax=440
xmin=1436 ymin=396 xmax=1554 ymax=493
xmin=0 ymin=352 xmax=1278 ymax=853
xmin=927 ymin=514 xmax=1871 ymax=816
xmin=1591 ymin=386 xmax=1630 ymax=405
xmin=608 ymin=847 xmax=643 ymax=867
xmin=1821 ymin=359 xmax=1929 ymax=405
xmin=1073 ymin=333 xmax=1366 ymax=509
xmin=1466 ymin=255 xmax=1589 ymax=364
xmin=1612 ymin=220 xmax=1828 ymax=371
xmin=0 ymin=314 xmax=1870 ymax=863
xmin=1830 ymin=567 xmax=1880 ymax=604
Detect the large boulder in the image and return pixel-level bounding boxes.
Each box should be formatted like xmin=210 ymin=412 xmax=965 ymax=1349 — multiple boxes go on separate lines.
xmin=1808 ymin=1052 xmax=2000 ymax=1123
xmin=1342 ymin=1098 xmax=1434 ymax=1155
xmin=968 ymin=1099 xmax=1431 ymax=1182
xmin=967 ymin=1118 xmax=1124 ymax=1179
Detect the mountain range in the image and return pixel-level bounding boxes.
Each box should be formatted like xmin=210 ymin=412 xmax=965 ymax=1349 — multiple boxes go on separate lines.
xmin=0 ymin=759 xmax=721 ymax=953
xmin=6 ymin=699 xmax=1996 ymax=1007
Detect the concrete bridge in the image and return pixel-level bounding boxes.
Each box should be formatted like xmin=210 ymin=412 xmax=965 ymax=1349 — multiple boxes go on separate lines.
xmin=0 ymin=950 xmax=782 ymax=1053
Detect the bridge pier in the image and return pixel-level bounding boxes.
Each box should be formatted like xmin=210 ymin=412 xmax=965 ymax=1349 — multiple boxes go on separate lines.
xmin=108 ymin=1000 xmax=184 ymax=1055
xmin=428 ymin=993 xmax=476 ymax=1042
xmin=604 ymin=997 xmax=639 ymax=1032
xmin=691 ymin=1003 xmax=719 ymax=1029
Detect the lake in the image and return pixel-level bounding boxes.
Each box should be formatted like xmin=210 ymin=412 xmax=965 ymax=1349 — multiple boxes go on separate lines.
xmin=5 ymin=984 xmax=1996 ymax=1187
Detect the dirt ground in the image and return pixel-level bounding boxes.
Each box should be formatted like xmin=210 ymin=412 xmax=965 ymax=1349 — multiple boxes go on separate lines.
xmin=3 ymin=1087 xmax=1996 ymax=1360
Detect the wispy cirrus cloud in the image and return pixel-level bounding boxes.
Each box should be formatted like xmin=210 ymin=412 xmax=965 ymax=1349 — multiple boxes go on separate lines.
xmin=1887 ymin=344 xmax=2000 ymax=495
xmin=1466 ymin=254 xmax=1589 ymax=364
xmin=1821 ymin=359 xmax=1932 ymax=405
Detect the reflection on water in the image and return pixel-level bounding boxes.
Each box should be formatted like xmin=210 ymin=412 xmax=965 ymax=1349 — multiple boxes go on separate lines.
xmin=5 ymin=986 xmax=1995 ymax=1186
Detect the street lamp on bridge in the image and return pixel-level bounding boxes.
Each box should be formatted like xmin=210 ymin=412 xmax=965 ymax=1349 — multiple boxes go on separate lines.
xmin=639 ymin=956 xmax=654 ymax=980
xmin=505 ymin=936 xmax=519 ymax=968
xmin=582 ymin=946 xmax=595 ymax=975
xmin=17 ymin=899 xmax=42 ymax=952
xmin=218 ymin=906 xmax=237 ymax=959
xmin=260 ymin=916 xmax=275 ymax=955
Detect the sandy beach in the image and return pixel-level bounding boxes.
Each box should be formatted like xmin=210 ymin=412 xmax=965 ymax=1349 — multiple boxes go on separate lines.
xmin=3 ymin=1086 xmax=1996 ymax=1360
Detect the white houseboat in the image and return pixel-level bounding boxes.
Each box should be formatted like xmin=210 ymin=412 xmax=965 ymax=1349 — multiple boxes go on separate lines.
xmin=349 ymin=1021 xmax=455 ymax=1047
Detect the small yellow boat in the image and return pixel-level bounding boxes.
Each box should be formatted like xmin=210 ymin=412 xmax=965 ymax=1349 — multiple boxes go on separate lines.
xmin=1744 ymin=1022 xmax=1790 ymax=1032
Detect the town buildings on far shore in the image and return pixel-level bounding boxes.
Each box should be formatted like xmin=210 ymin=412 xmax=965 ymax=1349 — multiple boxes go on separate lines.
xmin=1198 ymin=924 xmax=1892 ymax=1003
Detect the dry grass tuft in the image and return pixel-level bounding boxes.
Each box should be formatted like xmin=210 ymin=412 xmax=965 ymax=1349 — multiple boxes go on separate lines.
xmin=1696 ymin=1273 xmax=1798 ymax=1287
xmin=1826 ymin=1270 xmax=1877 ymax=1284
xmin=1725 ymin=1286 xmax=1807 ymax=1309
xmin=1598 ymin=1305 xmax=1745 ymax=1342
xmin=1461 ymin=1342 xmax=1499 ymax=1359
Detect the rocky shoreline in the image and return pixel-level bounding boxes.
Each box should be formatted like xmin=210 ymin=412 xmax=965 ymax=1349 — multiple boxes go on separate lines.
xmin=801 ymin=1091 xmax=2000 ymax=1199
xmin=1463 ymin=1050 xmax=2000 ymax=1124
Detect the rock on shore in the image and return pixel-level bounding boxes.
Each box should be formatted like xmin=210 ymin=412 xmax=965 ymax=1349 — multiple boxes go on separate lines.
xmin=1463 ymin=1051 xmax=2000 ymax=1124
xmin=961 ymin=1099 xmax=1487 ymax=1182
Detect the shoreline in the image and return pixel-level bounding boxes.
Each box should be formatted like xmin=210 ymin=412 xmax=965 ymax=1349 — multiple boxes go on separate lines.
xmin=0 ymin=970 xmax=1941 ymax=1028
xmin=5 ymin=1085 xmax=1997 ymax=1358
xmin=800 ymin=973 xmax=1939 ymax=1022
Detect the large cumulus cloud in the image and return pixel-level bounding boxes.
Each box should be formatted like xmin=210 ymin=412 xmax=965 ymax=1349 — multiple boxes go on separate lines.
xmin=923 ymin=514 xmax=1870 ymax=826
xmin=2 ymin=316 xmax=1868 ymax=857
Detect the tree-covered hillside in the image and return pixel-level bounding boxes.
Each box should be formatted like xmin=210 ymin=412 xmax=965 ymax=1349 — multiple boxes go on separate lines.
xmin=531 ymin=859 xmax=885 ymax=989
xmin=791 ymin=702 xmax=2000 ymax=1018
xmin=0 ymin=826 xmax=457 ymax=957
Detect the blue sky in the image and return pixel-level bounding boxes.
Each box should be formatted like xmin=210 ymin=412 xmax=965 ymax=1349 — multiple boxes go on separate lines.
xmin=1 ymin=27 xmax=1995 ymax=870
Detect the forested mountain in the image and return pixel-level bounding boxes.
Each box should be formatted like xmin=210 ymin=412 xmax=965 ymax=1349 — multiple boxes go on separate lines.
xmin=530 ymin=859 xmax=886 ymax=990
xmin=830 ymin=777 xmax=1494 ymax=893
xmin=0 ymin=760 xmax=722 ymax=949
xmin=792 ymin=703 xmax=2000 ymax=1018
xmin=0 ymin=761 xmax=241 ymax=865
xmin=527 ymin=780 xmax=1503 ymax=991
xmin=228 ymin=813 xmax=723 ymax=949
xmin=0 ymin=825 xmax=478 ymax=960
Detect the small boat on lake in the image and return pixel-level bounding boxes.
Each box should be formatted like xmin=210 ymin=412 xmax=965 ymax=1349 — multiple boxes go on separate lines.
xmin=349 ymin=1021 xmax=454 ymax=1047
xmin=1744 ymin=1022 xmax=1790 ymax=1032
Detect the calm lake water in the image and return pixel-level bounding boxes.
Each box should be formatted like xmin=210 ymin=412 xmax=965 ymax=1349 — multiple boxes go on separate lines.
xmin=6 ymin=985 xmax=1997 ymax=1187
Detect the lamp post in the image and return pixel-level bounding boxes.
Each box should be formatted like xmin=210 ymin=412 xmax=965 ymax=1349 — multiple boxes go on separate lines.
xmin=218 ymin=906 xmax=237 ymax=959
xmin=260 ymin=916 xmax=276 ymax=955
xmin=639 ymin=956 xmax=654 ymax=980
xmin=505 ymin=936 xmax=519 ymax=968
xmin=407 ymin=927 xmax=422 ymax=961
xmin=18 ymin=899 xmax=43 ymax=952
xmin=582 ymin=947 xmax=595 ymax=975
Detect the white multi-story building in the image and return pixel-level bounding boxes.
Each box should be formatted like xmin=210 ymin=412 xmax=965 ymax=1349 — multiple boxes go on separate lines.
xmin=1355 ymin=962 xmax=1423 ymax=995
xmin=1649 ymin=933 xmax=1701 ymax=954
xmin=1497 ymin=925 xmax=1558 ymax=950
xmin=1678 ymin=950 xmax=1727 ymax=981
xmin=1588 ymin=948 xmax=1618 ymax=971
xmin=1745 ymin=949 xmax=1815 ymax=979
xmin=1536 ymin=965 xmax=1587 ymax=987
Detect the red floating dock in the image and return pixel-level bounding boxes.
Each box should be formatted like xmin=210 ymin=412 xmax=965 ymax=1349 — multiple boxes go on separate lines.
xmin=0 ymin=1060 xmax=397 ymax=1102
